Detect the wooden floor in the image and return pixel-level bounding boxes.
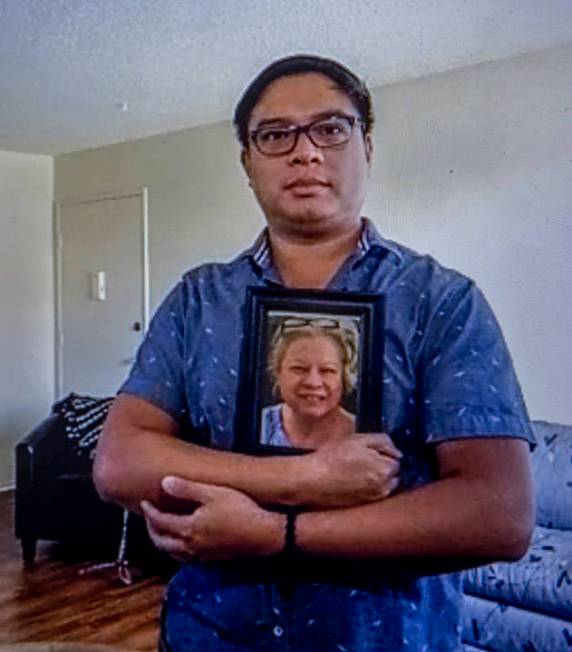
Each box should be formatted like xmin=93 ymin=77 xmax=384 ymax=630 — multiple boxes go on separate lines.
xmin=0 ymin=491 xmax=167 ymax=651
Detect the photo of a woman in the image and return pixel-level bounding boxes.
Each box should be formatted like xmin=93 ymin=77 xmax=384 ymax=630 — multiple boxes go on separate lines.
xmin=260 ymin=316 xmax=359 ymax=449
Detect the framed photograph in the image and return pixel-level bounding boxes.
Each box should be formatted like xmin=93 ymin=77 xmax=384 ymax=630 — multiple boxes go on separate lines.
xmin=234 ymin=287 xmax=385 ymax=455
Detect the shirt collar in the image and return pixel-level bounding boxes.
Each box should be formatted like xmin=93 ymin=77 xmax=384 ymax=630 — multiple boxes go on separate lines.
xmin=358 ymin=217 xmax=403 ymax=262
xmin=237 ymin=217 xmax=403 ymax=271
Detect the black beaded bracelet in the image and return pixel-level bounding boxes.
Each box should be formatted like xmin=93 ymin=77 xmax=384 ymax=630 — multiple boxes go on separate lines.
xmin=284 ymin=509 xmax=298 ymax=556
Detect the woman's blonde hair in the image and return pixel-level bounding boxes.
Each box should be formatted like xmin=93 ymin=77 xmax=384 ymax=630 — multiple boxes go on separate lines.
xmin=267 ymin=320 xmax=358 ymax=398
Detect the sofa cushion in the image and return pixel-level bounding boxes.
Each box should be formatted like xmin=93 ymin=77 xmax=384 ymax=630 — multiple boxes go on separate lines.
xmin=463 ymin=526 xmax=572 ymax=621
xmin=462 ymin=593 xmax=572 ymax=652
xmin=531 ymin=420 xmax=572 ymax=530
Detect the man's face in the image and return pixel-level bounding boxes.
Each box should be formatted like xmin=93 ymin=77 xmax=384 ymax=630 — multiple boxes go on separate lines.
xmin=242 ymin=73 xmax=372 ymax=238
xmin=277 ymin=334 xmax=344 ymax=420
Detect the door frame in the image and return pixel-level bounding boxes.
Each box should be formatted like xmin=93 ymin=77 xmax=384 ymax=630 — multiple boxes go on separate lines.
xmin=53 ymin=188 xmax=150 ymax=399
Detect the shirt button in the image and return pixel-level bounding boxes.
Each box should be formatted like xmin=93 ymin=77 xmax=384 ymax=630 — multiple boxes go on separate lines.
xmin=272 ymin=625 xmax=284 ymax=638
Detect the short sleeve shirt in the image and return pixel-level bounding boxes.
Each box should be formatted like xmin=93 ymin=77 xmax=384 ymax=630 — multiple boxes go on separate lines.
xmin=260 ymin=404 xmax=291 ymax=447
xmin=120 ymin=218 xmax=534 ymax=651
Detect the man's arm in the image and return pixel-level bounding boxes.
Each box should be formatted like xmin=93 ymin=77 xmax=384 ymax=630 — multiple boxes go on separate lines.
xmin=295 ymin=437 xmax=535 ymax=562
xmin=93 ymin=393 xmax=401 ymax=513
xmin=140 ymin=436 xmax=534 ymax=567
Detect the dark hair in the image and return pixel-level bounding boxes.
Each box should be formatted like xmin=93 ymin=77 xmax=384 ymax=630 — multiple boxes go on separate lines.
xmin=233 ymin=54 xmax=374 ymax=148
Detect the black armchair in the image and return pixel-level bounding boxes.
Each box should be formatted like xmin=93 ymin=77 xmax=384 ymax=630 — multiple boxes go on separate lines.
xmin=15 ymin=410 xmax=124 ymax=562
xmin=15 ymin=394 xmax=177 ymax=581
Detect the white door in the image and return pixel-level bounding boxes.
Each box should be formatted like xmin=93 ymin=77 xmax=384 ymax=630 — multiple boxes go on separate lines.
xmin=56 ymin=190 xmax=149 ymax=398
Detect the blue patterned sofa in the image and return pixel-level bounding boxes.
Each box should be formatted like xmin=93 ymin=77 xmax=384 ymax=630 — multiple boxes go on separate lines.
xmin=462 ymin=420 xmax=572 ymax=652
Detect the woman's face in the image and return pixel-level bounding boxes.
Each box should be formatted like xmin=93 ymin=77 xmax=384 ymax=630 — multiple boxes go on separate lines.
xmin=276 ymin=334 xmax=344 ymax=419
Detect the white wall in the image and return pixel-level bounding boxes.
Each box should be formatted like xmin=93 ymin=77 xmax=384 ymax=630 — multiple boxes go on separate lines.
xmin=55 ymin=124 xmax=263 ymax=309
xmin=55 ymin=43 xmax=572 ymax=424
xmin=0 ymin=151 xmax=54 ymax=488
xmin=365 ymin=44 xmax=572 ymax=423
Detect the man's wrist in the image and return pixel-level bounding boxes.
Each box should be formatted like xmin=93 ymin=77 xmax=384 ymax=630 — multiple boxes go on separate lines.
xmin=276 ymin=455 xmax=314 ymax=506
xmin=259 ymin=510 xmax=288 ymax=556
xmin=278 ymin=452 xmax=332 ymax=509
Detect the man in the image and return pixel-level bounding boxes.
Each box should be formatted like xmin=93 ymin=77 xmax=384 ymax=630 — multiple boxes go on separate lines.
xmin=94 ymin=55 xmax=535 ymax=651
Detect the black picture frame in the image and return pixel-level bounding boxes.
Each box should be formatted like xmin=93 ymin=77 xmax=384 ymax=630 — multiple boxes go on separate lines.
xmin=234 ymin=287 xmax=385 ymax=455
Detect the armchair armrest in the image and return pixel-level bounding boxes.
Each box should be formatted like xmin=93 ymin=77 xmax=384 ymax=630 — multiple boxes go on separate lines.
xmin=14 ymin=403 xmax=119 ymax=563
xmin=16 ymin=415 xmax=65 ymax=489
xmin=17 ymin=414 xmax=68 ymax=479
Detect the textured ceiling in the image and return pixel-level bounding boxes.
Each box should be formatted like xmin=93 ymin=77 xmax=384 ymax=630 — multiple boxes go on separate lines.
xmin=1 ymin=0 xmax=572 ymax=155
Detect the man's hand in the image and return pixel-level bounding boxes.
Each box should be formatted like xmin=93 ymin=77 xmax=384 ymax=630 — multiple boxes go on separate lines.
xmin=298 ymin=433 xmax=402 ymax=509
xmin=141 ymin=476 xmax=285 ymax=562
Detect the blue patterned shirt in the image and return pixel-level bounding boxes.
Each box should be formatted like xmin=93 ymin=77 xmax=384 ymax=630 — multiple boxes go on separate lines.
xmin=121 ymin=218 xmax=534 ymax=652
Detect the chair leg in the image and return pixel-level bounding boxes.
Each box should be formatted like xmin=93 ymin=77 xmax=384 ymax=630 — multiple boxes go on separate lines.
xmin=22 ymin=538 xmax=37 ymax=563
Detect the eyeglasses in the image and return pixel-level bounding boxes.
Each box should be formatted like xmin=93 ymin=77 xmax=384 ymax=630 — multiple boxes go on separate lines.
xmin=279 ymin=317 xmax=341 ymax=332
xmin=250 ymin=115 xmax=364 ymax=156
xmin=275 ymin=316 xmax=358 ymax=367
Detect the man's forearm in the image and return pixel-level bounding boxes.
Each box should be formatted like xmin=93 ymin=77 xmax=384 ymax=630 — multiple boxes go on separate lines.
xmin=94 ymin=395 xmax=316 ymax=511
xmin=296 ymin=475 xmax=530 ymax=565
xmin=94 ymin=422 xmax=309 ymax=512
xmin=293 ymin=438 xmax=535 ymax=567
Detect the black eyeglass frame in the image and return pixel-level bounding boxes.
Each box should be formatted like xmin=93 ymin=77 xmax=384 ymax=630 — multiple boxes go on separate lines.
xmin=278 ymin=316 xmax=341 ymax=332
xmin=249 ymin=115 xmax=365 ymax=156
xmin=274 ymin=316 xmax=359 ymax=369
